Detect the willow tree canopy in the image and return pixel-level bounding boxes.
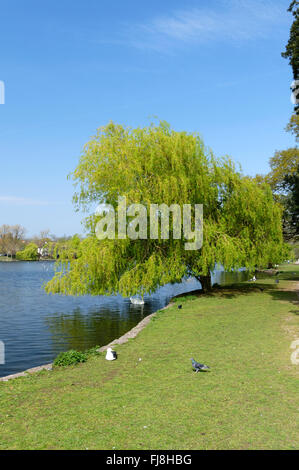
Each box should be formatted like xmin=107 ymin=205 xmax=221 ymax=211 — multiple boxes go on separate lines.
xmin=45 ymin=121 xmax=288 ymax=296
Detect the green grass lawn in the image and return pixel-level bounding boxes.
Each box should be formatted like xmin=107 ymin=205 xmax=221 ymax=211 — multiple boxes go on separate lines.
xmin=0 ymin=265 xmax=298 ymax=450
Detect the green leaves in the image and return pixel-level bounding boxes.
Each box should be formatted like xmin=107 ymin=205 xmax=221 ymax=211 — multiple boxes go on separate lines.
xmin=16 ymin=243 xmax=39 ymax=261
xmin=53 ymin=350 xmax=88 ymax=367
xmin=46 ymin=120 xmax=287 ymax=297
xmin=53 ymin=346 xmax=101 ymax=367
xmin=268 ymin=147 xmax=299 ymax=191
xmin=266 ymin=115 xmax=299 ymax=240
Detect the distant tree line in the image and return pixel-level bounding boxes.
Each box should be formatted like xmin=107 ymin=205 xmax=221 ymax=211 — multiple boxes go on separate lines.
xmin=0 ymin=225 xmax=26 ymax=258
xmin=0 ymin=226 xmax=81 ymax=261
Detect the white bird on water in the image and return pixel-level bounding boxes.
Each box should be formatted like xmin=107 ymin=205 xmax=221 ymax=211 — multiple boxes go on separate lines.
xmin=105 ymin=347 xmax=117 ymax=361
xmin=130 ymin=297 xmax=145 ymax=305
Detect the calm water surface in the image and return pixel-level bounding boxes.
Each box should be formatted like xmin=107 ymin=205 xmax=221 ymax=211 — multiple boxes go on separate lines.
xmin=0 ymin=261 xmax=251 ymax=378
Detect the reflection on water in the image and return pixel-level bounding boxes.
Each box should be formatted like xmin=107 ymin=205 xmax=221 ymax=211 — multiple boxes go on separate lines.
xmin=213 ymin=268 xmax=248 ymax=286
xmin=45 ymin=306 xmax=145 ymax=353
xmin=0 ymin=261 xmax=252 ymax=378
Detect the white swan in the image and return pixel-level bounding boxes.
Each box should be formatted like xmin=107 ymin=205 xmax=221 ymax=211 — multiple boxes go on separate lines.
xmin=130 ymin=297 xmax=145 ymax=305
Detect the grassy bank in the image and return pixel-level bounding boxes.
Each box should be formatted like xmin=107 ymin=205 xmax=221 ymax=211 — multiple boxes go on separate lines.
xmin=0 ymin=265 xmax=298 ymax=450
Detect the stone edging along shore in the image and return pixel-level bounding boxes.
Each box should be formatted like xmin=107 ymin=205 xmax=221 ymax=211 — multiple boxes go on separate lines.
xmin=0 ymin=303 xmax=173 ymax=383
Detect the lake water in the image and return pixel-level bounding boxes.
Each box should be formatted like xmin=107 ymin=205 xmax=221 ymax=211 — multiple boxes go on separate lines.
xmin=0 ymin=261 xmax=251 ymax=378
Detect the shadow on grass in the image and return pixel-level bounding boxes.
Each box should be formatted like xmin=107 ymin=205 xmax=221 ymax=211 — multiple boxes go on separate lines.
xmin=274 ymin=272 xmax=299 ymax=281
xmin=172 ymin=277 xmax=299 ymax=317
xmin=267 ymin=288 xmax=299 ymax=312
xmin=289 ymin=310 xmax=299 ymax=315
xmin=172 ymin=283 xmax=273 ymax=301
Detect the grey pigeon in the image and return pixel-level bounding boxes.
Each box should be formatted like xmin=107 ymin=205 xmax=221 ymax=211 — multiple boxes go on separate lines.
xmin=191 ymin=358 xmax=210 ymax=372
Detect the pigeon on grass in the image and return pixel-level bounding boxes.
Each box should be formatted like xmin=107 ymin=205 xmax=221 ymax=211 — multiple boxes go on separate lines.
xmin=191 ymin=358 xmax=210 ymax=372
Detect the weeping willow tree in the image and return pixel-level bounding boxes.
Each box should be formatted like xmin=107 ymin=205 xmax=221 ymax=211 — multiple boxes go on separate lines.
xmin=45 ymin=121 xmax=288 ymax=296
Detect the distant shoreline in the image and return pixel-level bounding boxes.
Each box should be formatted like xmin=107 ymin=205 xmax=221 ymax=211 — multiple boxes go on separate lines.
xmin=0 ymin=258 xmax=55 ymax=262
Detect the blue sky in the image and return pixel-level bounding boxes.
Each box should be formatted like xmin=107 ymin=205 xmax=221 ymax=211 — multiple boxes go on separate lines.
xmin=0 ymin=0 xmax=296 ymax=237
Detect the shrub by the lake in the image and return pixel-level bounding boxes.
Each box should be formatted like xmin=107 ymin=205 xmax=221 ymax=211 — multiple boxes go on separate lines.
xmin=53 ymin=350 xmax=88 ymax=367
xmin=85 ymin=345 xmax=101 ymax=358
xmin=53 ymin=346 xmax=101 ymax=367
xmin=16 ymin=243 xmax=39 ymax=261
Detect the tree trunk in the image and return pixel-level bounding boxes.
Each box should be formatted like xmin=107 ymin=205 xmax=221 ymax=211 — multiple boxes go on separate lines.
xmin=201 ymin=275 xmax=212 ymax=292
xmin=196 ymin=273 xmax=212 ymax=292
